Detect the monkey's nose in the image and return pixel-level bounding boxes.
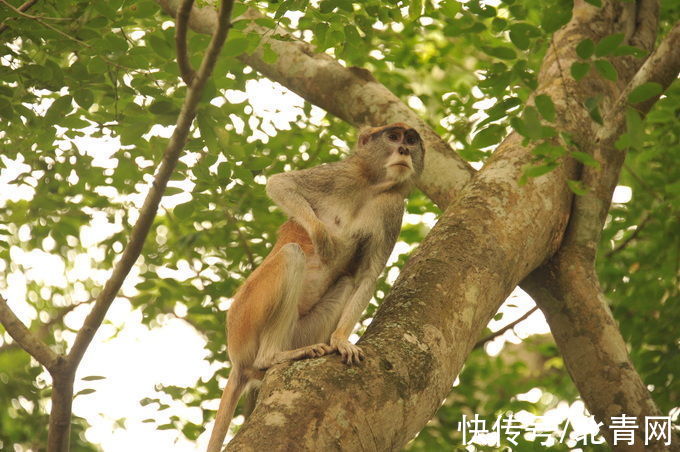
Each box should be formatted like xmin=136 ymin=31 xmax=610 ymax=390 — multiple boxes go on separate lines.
xmin=398 ymin=147 xmax=410 ymax=156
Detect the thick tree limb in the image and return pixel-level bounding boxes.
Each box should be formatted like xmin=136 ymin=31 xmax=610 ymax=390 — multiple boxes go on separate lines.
xmin=154 ymin=0 xmax=475 ymax=208
xmin=0 ymin=295 xmax=59 ymax=370
xmin=523 ymin=10 xmax=680 ymax=450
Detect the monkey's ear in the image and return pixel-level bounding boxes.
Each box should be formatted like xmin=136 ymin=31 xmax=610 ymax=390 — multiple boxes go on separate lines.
xmin=358 ymin=126 xmax=381 ymax=147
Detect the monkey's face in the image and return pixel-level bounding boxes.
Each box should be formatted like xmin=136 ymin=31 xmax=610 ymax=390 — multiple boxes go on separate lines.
xmin=378 ymin=127 xmax=424 ymax=184
xmin=358 ymin=123 xmax=425 ymax=186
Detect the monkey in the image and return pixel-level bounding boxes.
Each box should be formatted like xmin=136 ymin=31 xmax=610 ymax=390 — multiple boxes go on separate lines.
xmin=206 ymin=123 xmax=425 ymax=452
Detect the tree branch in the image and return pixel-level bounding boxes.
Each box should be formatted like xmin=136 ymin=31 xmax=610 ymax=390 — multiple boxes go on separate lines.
xmin=66 ymin=0 xmax=235 ymax=373
xmin=0 ymin=301 xmax=83 ymax=354
xmin=0 ymin=295 xmax=59 ymax=370
xmin=175 ymin=0 xmax=196 ymax=85
xmin=38 ymin=1 xmax=238 ymax=450
xmin=154 ymin=0 xmax=475 ymax=209
xmin=473 ymin=306 xmax=539 ymax=350
xmin=0 ymin=0 xmax=38 ymax=34
xmin=604 ymin=211 xmax=651 ymax=258
xmin=524 ymin=8 xmax=680 ymax=449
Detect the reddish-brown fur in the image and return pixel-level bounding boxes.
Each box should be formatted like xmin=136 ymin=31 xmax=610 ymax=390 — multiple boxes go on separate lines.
xmin=227 ymin=220 xmax=314 ymax=365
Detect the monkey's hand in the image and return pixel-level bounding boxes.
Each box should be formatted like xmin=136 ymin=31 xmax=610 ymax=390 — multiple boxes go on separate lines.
xmin=311 ymin=221 xmax=339 ymax=263
xmin=330 ymin=335 xmax=365 ymax=365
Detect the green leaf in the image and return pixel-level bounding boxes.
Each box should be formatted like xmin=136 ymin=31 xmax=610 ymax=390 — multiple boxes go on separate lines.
xmin=594 ymin=59 xmax=618 ymax=81
xmin=481 ymin=45 xmax=516 ymax=60
xmin=613 ymin=45 xmax=647 ymax=58
xmin=567 ymin=179 xmax=588 ymax=195
xmin=149 ymin=99 xmax=176 ymax=115
xmin=440 ymin=0 xmax=461 ymax=16
xmin=594 ymin=33 xmax=624 ymax=57
xmin=74 ymin=388 xmax=96 ymax=397
xmin=571 ymin=151 xmax=599 ymax=167
xmin=164 ymin=187 xmax=184 ymax=196
xmin=174 ymin=202 xmax=194 ymax=220
xmin=626 ymin=108 xmax=644 ymax=149
xmin=584 ymin=96 xmax=603 ymax=124
xmin=492 ymin=17 xmax=508 ymax=33
xmin=525 ymin=162 xmax=558 ymax=179
xmin=534 ymin=94 xmax=556 ymax=122
xmin=510 ymin=116 xmax=532 ymax=139
xmin=575 ymin=39 xmax=594 ymax=59
xmin=471 ymin=124 xmax=505 ymax=148
xmin=532 ymin=142 xmax=564 ymax=158
xmin=45 ymin=96 xmax=73 ymax=123
xmin=146 ymin=35 xmax=173 ymax=59
xmin=409 ymin=0 xmax=423 ymax=20
xmin=522 ymin=106 xmax=543 ymax=139
xmin=627 ymin=82 xmax=663 ymax=104
xmin=508 ymin=23 xmax=540 ymax=50
xmin=222 ymin=37 xmax=250 ymax=57
xmin=73 ymin=89 xmax=94 ymax=110
xmin=81 ymin=376 xmax=107 ymax=381
xmin=262 ymin=44 xmax=278 ymax=64
xmin=540 ymin=0 xmax=572 ymax=33
xmin=570 ymin=62 xmax=590 ymax=81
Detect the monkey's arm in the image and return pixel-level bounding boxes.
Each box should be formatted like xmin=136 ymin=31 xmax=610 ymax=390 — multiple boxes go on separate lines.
xmin=330 ymin=242 xmax=390 ymax=364
xmin=266 ymin=166 xmax=342 ymax=261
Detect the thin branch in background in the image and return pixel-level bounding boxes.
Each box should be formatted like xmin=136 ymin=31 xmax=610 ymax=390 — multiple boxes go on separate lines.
xmin=0 ymin=0 xmax=242 ymax=447
xmin=0 ymin=0 xmax=89 ymax=45
xmin=0 ymin=0 xmax=37 ymax=34
xmin=0 ymin=301 xmax=84 ymax=354
xmin=605 ymin=211 xmax=652 ymax=258
xmin=623 ymin=162 xmax=665 ymax=202
xmin=0 ymin=295 xmax=59 ymax=370
xmin=224 ymin=208 xmax=256 ymax=270
xmin=473 ymin=305 xmax=539 ymax=350
xmin=176 ymin=0 xmax=197 ymax=85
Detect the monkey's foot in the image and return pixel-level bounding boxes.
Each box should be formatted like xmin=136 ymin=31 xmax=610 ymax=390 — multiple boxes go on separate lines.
xmin=272 ymin=343 xmax=334 ymax=364
xmin=331 ymin=339 xmax=365 ymax=365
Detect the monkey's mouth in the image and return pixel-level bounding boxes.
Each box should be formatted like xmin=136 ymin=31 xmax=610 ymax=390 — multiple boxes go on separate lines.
xmin=391 ymin=163 xmax=411 ymax=169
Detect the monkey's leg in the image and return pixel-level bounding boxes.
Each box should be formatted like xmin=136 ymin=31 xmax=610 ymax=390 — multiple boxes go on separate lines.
xmin=292 ymin=276 xmax=355 ymax=348
xmin=252 ymin=243 xmax=332 ymax=368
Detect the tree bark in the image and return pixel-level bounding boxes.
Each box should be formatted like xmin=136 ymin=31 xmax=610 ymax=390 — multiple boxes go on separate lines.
xmin=523 ymin=17 xmax=680 ymax=450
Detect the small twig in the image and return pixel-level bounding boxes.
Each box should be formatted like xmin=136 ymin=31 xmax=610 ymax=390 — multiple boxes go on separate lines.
xmin=224 ymin=208 xmax=256 ymax=270
xmin=176 ymin=0 xmax=197 ymax=85
xmin=0 ymin=295 xmax=59 ymax=370
xmin=623 ymin=162 xmax=664 ymax=202
xmin=0 ymin=0 xmax=37 ymax=34
xmin=473 ymin=305 xmax=539 ymax=350
xmin=605 ymin=211 xmax=651 ymax=258
xmin=0 ymin=301 xmax=84 ymax=354
xmin=0 ymin=0 xmax=89 ymax=45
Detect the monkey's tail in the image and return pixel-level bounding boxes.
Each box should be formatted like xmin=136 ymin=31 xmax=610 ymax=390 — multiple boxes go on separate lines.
xmin=206 ymin=367 xmax=249 ymax=452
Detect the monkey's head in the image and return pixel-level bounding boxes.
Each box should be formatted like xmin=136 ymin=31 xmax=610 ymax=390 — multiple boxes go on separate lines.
xmin=356 ymin=123 xmax=425 ymax=187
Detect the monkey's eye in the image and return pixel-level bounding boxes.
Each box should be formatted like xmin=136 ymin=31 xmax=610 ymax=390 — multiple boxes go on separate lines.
xmin=406 ymin=136 xmax=417 ymax=145
xmin=387 ymin=133 xmax=399 ymax=141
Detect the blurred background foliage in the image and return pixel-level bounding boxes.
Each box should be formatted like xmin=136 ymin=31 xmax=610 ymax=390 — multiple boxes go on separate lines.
xmin=0 ymin=0 xmax=678 ymax=450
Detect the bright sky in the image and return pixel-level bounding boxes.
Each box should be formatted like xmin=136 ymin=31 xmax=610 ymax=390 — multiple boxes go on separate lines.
xmin=0 ymin=70 xmax=637 ymax=450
